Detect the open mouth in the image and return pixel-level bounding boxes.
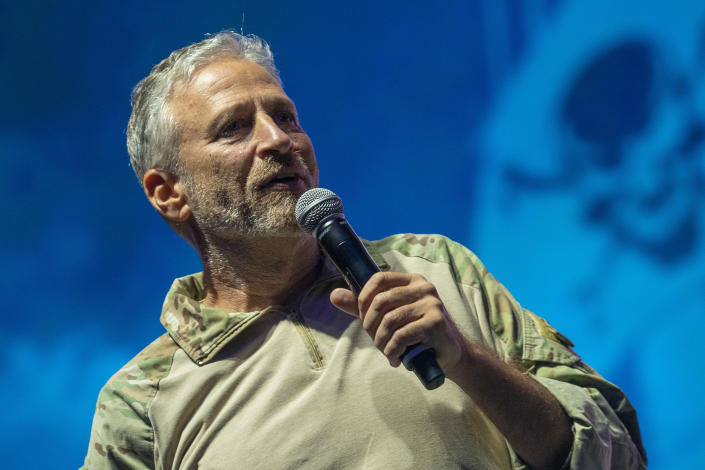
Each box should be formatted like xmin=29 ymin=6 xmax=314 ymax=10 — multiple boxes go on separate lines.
xmin=259 ymin=173 xmax=305 ymax=192
xmin=270 ymin=175 xmax=299 ymax=184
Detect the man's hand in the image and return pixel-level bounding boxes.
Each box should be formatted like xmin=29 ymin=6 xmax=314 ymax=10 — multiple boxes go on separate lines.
xmin=331 ymin=271 xmax=573 ymax=469
xmin=329 ymin=271 xmax=466 ymax=376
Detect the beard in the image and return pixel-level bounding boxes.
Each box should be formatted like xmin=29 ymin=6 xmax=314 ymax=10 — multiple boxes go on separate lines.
xmin=182 ymin=153 xmax=313 ymax=238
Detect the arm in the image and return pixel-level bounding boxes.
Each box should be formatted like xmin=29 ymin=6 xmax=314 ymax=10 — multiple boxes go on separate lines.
xmin=450 ymin=336 xmax=574 ymax=469
xmin=331 ymin=271 xmax=571 ymax=470
xmin=82 ymin=381 xmax=155 ymax=470
xmin=81 ymin=334 xmax=177 ymax=470
xmin=330 ymin=237 xmax=647 ymax=469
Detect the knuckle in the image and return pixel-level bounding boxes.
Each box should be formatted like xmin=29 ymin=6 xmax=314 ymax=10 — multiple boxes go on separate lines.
xmin=384 ymin=337 xmax=399 ymax=357
xmin=414 ymin=278 xmax=436 ymax=295
xmin=424 ymin=283 xmax=439 ymax=296
xmin=370 ymin=291 xmax=390 ymax=312
xmin=422 ymin=309 xmax=442 ymax=328
xmin=394 ymin=326 xmax=413 ymax=345
xmin=378 ymin=314 xmax=393 ymax=332
xmin=428 ymin=296 xmax=443 ymax=311
xmin=368 ymin=309 xmax=401 ymax=335
xmin=420 ymin=294 xmax=441 ymax=312
xmin=375 ymin=315 xmax=398 ymax=347
xmin=370 ymin=271 xmax=388 ymax=285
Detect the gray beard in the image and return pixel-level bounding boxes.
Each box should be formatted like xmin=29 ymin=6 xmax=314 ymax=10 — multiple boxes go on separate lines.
xmin=187 ymin=183 xmax=301 ymax=238
xmin=181 ymin=161 xmax=306 ymax=239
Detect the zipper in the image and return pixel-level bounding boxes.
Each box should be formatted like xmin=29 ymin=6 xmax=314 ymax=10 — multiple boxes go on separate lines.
xmin=289 ymin=309 xmax=326 ymax=370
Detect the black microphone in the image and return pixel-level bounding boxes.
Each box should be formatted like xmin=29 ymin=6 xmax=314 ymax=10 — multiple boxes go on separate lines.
xmin=295 ymin=188 xmax=445 ymax=390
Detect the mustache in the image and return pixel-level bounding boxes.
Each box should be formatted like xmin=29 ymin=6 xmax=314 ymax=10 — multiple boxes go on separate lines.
xmin=249 ymin=151 xmax=311 ymax=188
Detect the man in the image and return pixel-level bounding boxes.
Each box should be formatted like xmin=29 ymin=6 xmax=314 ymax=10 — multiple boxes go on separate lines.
xmin=83 ymin=31 xmax=647 ymax=469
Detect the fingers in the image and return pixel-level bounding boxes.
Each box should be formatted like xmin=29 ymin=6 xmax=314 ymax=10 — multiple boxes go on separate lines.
xmin=356 ymin=272 xmax=449 ymax=367
xmin=329 ymin=287 xmax=359 ymax=316
xmin=358 ymin=272 xmax=431 ymax=318
xmin=329 ymin=271 xmax=462 ymax=372
xmin=374 ymin=295 xmax=445 ymax=359
xmin=362 ymin=284 xmax=419 ymax=332
xmin=359 ymin=273 xmax=435 ymax=330
xmin=382 ymin=320 xmax=428 ymax=368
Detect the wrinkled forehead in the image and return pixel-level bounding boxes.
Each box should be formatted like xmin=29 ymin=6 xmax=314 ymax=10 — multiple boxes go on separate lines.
xmin=168 ymin=57 xmax=287 ymax=120
xmin=191 ymin=57 xmax=280 ymax=95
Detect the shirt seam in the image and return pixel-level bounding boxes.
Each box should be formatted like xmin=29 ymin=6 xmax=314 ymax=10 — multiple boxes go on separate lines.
xmin=149 ymin=345 xmax=180 ymax=469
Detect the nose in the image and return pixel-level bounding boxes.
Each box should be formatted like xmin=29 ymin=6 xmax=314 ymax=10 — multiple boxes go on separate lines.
xmin=253 ymin=112 xmax=293 ymax=158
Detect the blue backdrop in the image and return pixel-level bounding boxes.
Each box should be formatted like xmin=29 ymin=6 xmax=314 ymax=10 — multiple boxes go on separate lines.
xmin=2 ymin=1 xmax=702 ymax=468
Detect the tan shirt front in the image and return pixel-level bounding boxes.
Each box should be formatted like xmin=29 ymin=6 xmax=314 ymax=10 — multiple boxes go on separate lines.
xmin=82 ymin=234 xmax=646 ymax=469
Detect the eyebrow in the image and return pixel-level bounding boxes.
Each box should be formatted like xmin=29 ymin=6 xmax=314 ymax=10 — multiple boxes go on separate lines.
xmin=206 ymin=102 xmax=253 ymax=139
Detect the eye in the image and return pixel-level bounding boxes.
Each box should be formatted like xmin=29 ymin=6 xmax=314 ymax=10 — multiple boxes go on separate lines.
xmin=220 ymin=119 xmax=251 ymax=138
xmin=275 ymin=111 xmax=298 ymax=127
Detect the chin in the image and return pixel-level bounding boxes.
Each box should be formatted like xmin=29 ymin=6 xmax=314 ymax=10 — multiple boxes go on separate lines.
xmin=253 ymin=203 xmax=302 ymax=235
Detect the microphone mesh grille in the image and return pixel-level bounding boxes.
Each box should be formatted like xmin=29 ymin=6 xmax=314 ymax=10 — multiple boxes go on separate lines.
xmin=295 ymin=188 xmax=344 ymax=233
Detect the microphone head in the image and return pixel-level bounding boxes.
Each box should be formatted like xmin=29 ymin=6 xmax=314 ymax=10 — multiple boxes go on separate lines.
xmin=296 ymin=188 xmax=344 ymax=233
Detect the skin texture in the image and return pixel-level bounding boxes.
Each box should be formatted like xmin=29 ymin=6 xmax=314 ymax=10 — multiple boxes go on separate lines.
xmin=144 ymin=56 xmax=572 ymax=469
xmin=143 ymin=58 xmax=320 ymax=311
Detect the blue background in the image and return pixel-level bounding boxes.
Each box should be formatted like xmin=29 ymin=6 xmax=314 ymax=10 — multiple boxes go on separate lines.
xmin=2 ymin=0 xmax=702 ymax=467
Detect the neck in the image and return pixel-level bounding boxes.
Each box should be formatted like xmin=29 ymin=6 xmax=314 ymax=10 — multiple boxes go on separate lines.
xmin=196 ymin=231 xmax=321 ymax=312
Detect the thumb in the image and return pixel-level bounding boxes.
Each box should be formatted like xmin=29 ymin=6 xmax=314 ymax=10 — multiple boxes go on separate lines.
xmin=330 ymin=287 xmax=360 ymax=317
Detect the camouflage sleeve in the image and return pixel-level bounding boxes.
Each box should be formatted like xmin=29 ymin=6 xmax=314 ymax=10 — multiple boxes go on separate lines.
xmin=81 ymin=334 xmax=176 ymax=469
xmin=443 ymin=237 xmax=648 ymax=470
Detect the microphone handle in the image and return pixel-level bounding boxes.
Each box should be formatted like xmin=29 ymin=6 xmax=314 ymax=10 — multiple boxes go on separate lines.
xmin=316 ymin=215 xmax=445 ymax=390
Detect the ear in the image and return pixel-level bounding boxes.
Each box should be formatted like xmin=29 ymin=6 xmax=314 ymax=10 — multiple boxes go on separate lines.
xmin=143 ymin=169 xmax=192 ymax=222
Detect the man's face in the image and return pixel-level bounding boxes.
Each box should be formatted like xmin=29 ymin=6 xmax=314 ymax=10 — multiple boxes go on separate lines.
xmin=169 ymin=57 xmax=319 ymax=238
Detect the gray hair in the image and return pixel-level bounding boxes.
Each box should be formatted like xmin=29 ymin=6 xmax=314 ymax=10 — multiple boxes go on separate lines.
xmin=126 ymin=31 xmax=281 ymax=182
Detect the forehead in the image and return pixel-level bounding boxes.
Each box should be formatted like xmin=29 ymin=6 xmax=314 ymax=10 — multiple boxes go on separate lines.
xmin=169 ymin=57 xmax=289 ymax=121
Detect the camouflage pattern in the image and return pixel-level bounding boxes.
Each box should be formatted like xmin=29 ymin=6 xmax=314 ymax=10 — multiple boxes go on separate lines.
xmin=82 ymin=233 xmax=646 ymax=469
xmin=159 ymin=274 xmax=269 ymax=365
xmin=81 ymin=334 xmax=177 ymax=469
xmin=372 ymin=234 xmax=646 ymax=468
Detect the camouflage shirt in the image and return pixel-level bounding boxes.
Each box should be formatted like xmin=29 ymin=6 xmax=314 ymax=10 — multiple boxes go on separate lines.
xmin=82 ymin=234 xmax=646 ymax=469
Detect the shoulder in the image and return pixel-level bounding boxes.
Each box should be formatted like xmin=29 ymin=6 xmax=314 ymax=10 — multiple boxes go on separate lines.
xmin=83 ymin=333 xmax=179 ymax=468
xmin=366 ymin=233 xmax=489 ymax=287
xmin=96 ymin=333 xmax=179 ymax=429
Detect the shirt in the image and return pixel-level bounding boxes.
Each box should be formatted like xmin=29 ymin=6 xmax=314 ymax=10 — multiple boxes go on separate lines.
xmin=82 ymin=234 xmax=647 ymax=469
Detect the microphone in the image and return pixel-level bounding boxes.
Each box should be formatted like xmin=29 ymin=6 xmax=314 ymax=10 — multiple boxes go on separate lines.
xmin=295 ymin=188 xmax=445 ymax=390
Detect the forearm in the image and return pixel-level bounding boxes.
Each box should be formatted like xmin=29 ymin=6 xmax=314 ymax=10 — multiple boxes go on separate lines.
xmin=446 ymin=338 xmax=573 ymax=470
xmin=330 ymin=271 xmax=573 ymax=468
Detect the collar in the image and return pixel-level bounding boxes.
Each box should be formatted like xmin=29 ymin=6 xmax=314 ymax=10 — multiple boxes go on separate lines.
xmin=160 ymin=239 xmax=388 ymax=365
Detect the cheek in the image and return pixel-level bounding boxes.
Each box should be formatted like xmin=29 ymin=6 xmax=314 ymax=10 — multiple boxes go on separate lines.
xmin=214 ymin=188 xmax=233 ymax=208
xmin=293 ymin=135 xmax=318 ymax=178
xmin=203 ymin=150 xmax=255 ymax=186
